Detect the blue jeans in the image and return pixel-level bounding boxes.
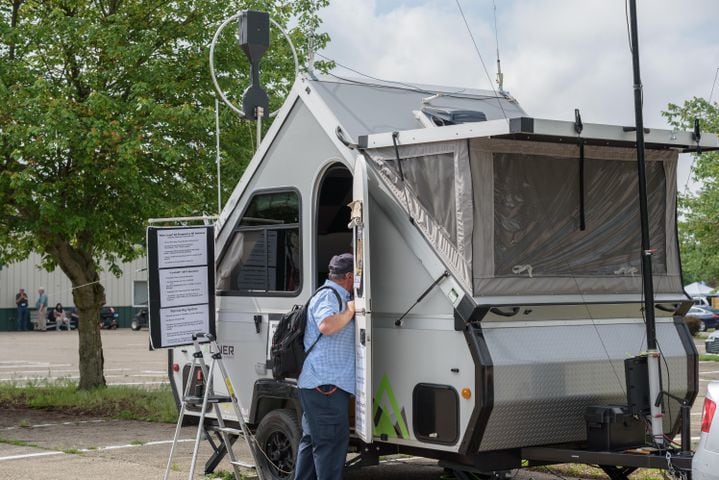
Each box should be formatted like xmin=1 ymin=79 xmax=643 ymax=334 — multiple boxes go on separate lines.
xmin=294 ymin=386 xmax=349 ymax=480
xmin=16 ymin=307 xmax=29 ymax=331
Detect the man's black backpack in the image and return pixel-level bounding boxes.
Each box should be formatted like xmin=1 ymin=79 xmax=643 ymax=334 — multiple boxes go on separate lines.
xmin=270 ymin=286 xmax=342 ymax=380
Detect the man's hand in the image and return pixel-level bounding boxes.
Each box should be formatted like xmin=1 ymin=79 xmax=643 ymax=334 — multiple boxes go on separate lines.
xmin=319 ymin=302 xmax=356 ymax=336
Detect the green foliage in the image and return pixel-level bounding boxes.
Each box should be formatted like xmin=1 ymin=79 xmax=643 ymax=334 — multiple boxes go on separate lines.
xmin=663 ymin=97 xmax=719 ymax=285
xmin=0 ymin=0 xmax=329 ymax=270
xmin=0 ymin=379 xmax=178 ymax=423
xmin=0 ymin=0 xmax=329 ymax=388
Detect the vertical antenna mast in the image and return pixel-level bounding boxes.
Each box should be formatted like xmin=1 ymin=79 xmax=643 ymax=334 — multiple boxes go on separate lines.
xmin=493 ymin=1 xmax=504 ymax=93
xmin=215 ymin=98 xmax=222 ymax=215
xmin=627 ymin=0 xmax=664 ymax=446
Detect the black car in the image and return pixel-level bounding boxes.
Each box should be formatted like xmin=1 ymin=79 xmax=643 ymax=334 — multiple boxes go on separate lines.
xmin=687 ymin=306 xmax=719 ymax=332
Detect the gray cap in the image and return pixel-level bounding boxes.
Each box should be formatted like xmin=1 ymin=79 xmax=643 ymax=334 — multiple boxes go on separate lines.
xmin=328 ymin=253 xmax=354 ymax=275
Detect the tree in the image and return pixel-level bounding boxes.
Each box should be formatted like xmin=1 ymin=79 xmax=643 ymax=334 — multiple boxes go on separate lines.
xmin=663 ymin=97 xmax=719 ymax=286
xmin=0 ymin=0 xmax=329 ymax=389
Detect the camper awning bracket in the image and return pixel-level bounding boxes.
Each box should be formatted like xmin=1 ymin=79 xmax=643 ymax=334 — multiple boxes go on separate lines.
xmin=574 ymin=109 xmax=586 ymax=231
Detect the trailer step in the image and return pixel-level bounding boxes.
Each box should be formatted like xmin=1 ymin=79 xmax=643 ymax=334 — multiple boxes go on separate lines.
xmin=183 ymin=395 xmax=232 ymax=404
xmin=230 ymin=460 xmax=256 ymax=468
xmin=218 ymin=427 xmax=244 ymax=436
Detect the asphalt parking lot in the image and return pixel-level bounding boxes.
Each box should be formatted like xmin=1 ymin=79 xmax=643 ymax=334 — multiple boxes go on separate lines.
xmin=0 ymin=329 xmax=717 ymax=479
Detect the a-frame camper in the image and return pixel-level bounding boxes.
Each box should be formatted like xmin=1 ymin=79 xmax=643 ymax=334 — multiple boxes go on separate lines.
xmin=167 ymin=73 xmax=718 ymax=478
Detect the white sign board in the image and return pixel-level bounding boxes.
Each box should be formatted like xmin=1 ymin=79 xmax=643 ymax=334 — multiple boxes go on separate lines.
xmin=147 ymin=226 xmax=215 ymax=348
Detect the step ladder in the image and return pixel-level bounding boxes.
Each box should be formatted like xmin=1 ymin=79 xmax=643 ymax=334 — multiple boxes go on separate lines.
xmin=164 ymin=332 xmax=264 ymax=480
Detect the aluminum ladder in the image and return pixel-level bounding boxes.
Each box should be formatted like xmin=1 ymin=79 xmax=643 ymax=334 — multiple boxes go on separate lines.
xmin=163 ymin=332 xmax=264 ymax=480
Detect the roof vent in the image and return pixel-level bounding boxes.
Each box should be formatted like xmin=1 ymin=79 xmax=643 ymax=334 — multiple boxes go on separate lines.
xmin=421 ymin=106 xmax=487 ymax=126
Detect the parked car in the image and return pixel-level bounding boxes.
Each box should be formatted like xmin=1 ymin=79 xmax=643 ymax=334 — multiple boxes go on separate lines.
xmin=687 ymin=306 xmax=719 ymax=332
xmin=130 ymin=308 xmax=148 ymax=331
xmin=694 ymin=297 xmax=712 ymax=308
xmin=693 ymin=381 xmax=719 ymax=479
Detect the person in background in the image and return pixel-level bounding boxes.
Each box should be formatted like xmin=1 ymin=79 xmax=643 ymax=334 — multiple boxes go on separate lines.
xmin=53 ymin=303 xmax=70 ymax=331
xmin=35 ymin=287 xmax=48 ymax=331
xmin=294 ymin=253 xmax=356 ymax=480
xmin=15 ymin=288 xmax=29 ymax=331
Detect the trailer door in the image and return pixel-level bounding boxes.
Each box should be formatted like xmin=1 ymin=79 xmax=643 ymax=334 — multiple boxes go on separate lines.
xmin=351 ymin=155 xmax=372 ymax=443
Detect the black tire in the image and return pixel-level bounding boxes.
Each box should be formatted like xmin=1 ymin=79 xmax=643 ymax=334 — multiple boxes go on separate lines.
xmin=700 ymin=320 xmax=707 ymax=332
xmin=131 ymin=319 xmax=140 ymax=331
xmin=255 ymin=408 xmax=300 ymax=480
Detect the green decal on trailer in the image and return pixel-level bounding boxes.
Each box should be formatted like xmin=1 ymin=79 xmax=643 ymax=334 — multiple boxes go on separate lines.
xmin=372 ymin=373 xmax=410 ymax=439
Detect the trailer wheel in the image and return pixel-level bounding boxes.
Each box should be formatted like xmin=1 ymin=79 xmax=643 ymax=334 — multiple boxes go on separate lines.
xmin=255 ymin=408 xmax=300 ymax=479
xmin=699 ymin=320 xmax=707 ymax=332
xmin=131 ymin=319 xmax=140 ymax=331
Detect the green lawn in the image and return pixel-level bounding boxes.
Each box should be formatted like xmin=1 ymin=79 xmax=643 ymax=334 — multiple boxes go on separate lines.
xmin=0 ymin=379 xmax=177 ymax=423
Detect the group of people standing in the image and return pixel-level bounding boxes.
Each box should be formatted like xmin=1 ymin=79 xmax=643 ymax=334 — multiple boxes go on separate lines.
xmin=14 ymin=287 xmax=70 ymax=331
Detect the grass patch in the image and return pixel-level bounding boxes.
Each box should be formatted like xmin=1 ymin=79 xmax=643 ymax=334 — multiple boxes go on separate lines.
xmin=206 ymin=470 xmax=256 ymax=480
xmin=0 ymin=379 xmax=177 ymax=423
xmin=205 ymin=471 xmax=235 ymax=480
xmin=700 ymin=353 xmax=719 ymax=362
xmin=0 ymin=437 xmax=40 ymax=449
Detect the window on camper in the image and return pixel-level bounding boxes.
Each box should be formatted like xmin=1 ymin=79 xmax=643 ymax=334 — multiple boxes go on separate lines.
xmin=364 ymin=137 xmax=681 ymax=298
xmin=469 ymin=139 xmax=679 ymax=297
xmin=492 ymin=152 xmax=666 ymax=276
xmin=216 ymin=190 xmax=301 ymax=295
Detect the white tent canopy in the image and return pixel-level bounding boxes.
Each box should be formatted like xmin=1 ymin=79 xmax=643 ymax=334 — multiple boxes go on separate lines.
xmin=685 ymin=281 xmax=716 ymax=297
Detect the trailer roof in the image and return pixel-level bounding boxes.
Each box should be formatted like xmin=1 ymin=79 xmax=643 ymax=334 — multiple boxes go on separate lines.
xmin=308 ymin=75 xmax=526 ymax=141
xmin=357 ymin=116 xmax=719 ymax=152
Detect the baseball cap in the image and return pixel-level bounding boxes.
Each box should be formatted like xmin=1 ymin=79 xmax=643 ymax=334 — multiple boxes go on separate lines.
xmin=328 ymin=253 xmax=354 ymax=275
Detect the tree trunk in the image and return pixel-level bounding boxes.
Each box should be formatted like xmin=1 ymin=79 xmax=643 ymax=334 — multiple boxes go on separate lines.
xmin=49 ymin=241 xmax=107 ymax=390
xmin=73 ymin=279 xmax=107 ymax=390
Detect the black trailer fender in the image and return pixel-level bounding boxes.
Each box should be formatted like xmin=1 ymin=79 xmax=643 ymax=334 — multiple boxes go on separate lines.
xmin=249 ymin=378 xmax=301 ymax=426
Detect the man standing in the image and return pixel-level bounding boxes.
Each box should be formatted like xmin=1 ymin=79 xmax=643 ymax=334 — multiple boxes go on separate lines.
xmin=35 ymin=287 xmax=48 ymax=331
xmin=294 ymin=253 xmax=356 ymax=480
xmin=15 ymin=288 xmax=29 ymax=331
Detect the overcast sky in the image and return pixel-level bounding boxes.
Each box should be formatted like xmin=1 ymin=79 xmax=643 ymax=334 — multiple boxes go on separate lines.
xmin=316 ymin=0 xmax=719 ymax=192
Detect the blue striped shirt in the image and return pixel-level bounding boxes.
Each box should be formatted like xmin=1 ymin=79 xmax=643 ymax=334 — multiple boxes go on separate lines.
xmin=297 ymin=280 xmax=355 ymax=395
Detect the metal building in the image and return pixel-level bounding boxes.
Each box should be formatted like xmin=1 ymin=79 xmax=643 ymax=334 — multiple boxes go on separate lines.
xmin=1 ymin=253 xmax=147 ymax=330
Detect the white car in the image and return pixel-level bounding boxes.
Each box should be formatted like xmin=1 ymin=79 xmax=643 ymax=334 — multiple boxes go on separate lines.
xmin=694 ymin=381 xmax=719 ymax=479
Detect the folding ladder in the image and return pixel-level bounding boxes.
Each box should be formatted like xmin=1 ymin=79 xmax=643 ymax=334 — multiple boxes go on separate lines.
xmin=163 ymin=332 xmax=264 ymax=480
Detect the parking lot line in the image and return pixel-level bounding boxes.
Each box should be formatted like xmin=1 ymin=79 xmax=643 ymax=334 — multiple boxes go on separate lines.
xmin=0 ymin=451 xmax=65 ymax=462
xmin=0 ymin=439 xmax=195 ymax=462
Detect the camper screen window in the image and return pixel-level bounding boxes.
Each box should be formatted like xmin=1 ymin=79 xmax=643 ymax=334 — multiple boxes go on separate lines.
xmin=493 ymin=153 xmax=667 ymax=276
xmin=216 ymin=191 xmax=301 ymax=294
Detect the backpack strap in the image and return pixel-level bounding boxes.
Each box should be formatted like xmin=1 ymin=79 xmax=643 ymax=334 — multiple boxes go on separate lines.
xmin=305 ymin=285 xmax=343 ymax=354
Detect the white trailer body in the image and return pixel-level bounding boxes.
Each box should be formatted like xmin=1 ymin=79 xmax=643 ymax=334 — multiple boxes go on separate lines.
xmin=167 ymin=74 xmax=718 ymax=477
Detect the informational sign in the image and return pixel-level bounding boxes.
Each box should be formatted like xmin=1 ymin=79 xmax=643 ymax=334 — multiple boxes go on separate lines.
xmin=147 ymin=226 xmax=215 ymax=348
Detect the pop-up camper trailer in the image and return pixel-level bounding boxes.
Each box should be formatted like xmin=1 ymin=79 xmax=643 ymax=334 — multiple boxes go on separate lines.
xmin=164 ymin=70 xmax=719 ymax=478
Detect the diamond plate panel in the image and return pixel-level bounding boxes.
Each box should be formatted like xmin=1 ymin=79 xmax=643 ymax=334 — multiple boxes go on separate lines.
xmin=478 ymin=322 xmax=689 ymax=451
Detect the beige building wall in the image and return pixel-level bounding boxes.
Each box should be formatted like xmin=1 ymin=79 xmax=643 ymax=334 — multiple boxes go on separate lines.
xmin=1 ymin=253 xmax=147 ymax=309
